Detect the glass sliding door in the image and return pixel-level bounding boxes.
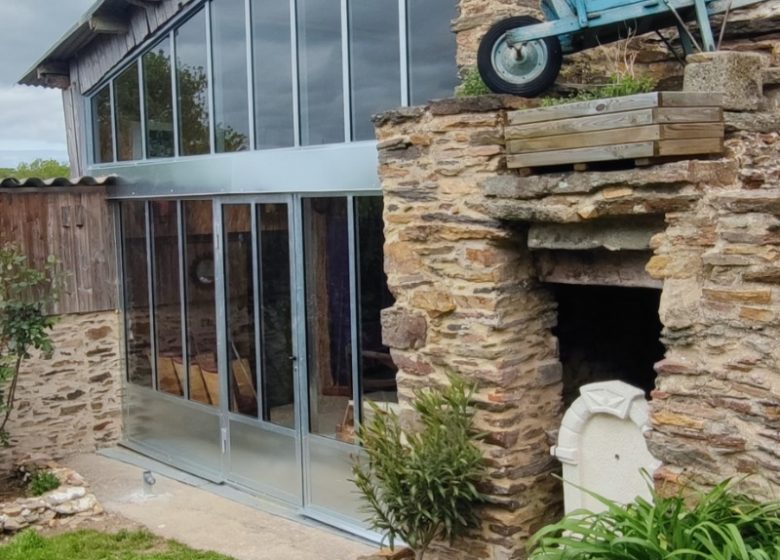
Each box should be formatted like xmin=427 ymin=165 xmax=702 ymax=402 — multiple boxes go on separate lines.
xmin=300 ymin=194 xmax=396 ymax=528
xmin=222 ymin=199 xmax=301 ymax=504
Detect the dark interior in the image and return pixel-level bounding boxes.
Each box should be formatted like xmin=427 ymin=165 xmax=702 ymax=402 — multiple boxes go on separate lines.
xmin=551 ymin=284 xmax=664 ymax=408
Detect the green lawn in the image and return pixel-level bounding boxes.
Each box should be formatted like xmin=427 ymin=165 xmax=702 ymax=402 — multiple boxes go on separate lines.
xmin=0 ymin=529 xmax=236 ymax=560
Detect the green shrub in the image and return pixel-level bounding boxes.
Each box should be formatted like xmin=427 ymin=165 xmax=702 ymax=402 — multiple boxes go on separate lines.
xmin=541 ymin=73 xmax=655 ymax=107
xmin=456 ymin=67 xmax=491 ymax=97
xmin=27 ymin=470 xmax=60 ymax=496
xmin=529 ymin=479 xmax=780 ymax=559
xmin=352 ymin=375 xmax=486 ymax=560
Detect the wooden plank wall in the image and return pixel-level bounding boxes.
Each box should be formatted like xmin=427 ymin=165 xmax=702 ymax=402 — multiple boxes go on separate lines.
xmin=0 ymin=189 xmax=117 ymax=315
xmin=75 ymin=0 xmax=194 ymax=93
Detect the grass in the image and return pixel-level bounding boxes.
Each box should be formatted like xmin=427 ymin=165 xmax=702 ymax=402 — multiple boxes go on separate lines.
xmin=0 ymin=529 xmax=237 ymax=560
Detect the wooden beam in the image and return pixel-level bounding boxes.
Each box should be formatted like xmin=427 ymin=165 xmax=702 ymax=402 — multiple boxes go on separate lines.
xmin=89 ymin=15 xmax=129 ymax=34
xmin=534 ymin=250 xmax=662 ymax=289
xmin=36 ymin=63 xmax=70 ymax=89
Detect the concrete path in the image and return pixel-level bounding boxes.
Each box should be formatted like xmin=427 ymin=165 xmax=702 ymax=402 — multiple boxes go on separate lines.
xmin=63 ymin=453 xmax=374 ymax=560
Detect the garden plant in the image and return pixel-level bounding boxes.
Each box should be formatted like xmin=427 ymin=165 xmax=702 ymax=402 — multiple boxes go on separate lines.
xmin=529 ymin=478 xmax=780 ymax=559
xmin=352 ymin=375 xmax=486 ymax=560
xmin=0 ymin=243 xmax=60 ymax=446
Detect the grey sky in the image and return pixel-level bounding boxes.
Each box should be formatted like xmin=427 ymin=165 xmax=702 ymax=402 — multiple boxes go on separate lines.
xmin=0 ymin=0 xmax=94 ymax=169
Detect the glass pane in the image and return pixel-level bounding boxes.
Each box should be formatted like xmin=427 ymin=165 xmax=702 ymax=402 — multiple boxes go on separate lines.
xmin=303 ymin=197 xmax=352 ymax=440
xmin=115 ymin=63 xmax=142 ymax=161
xmin=176 ymin=9 xmax=210 ymax=156
xmin=259 ymin=204 xmax=294 ymax=428
xmin=228 ymin=419 xmax=300 ymax=501
xmin=224 ymin=205 xmax=257 ymax=416
xmin=212 ymin=0 xmax=250 ymax=152
xmin=252 ymin=0 xmax=294 ymax=149
xmin=408 ymin=0 xmax=459 ymax=105
xmin=183 ymin=200 xmax=219 ymax=406
xmin=143 ymin=39 xmax=175 ymax=158
xmin=121 ymin=201 xmax=152 ymax=388
xmin=151 ymin=201 xmax=184 ymax=397
xmin=356 ymin=197 xmax=397 ymax=419
xmin=92 ymin=85 xmax=113 ymax=163
xmin=297 ymin=0 xmax=344 ymax=145
xmin=349 ymin=0 xmax=401 ymax=141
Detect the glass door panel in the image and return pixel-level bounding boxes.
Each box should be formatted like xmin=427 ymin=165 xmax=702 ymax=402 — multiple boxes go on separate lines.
xmin=222 ymin=199 xmax=301 ymax=504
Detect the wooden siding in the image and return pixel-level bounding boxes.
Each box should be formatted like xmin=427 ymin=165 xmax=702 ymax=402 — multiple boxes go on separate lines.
xmin=76 ymin=0 xmax=194 ymax=94
xmin=0 ymin=189 xmax=117 ymax=315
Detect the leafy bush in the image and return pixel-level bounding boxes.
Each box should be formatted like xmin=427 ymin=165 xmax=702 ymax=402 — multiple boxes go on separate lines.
xmin=529 ymin=479 xmax=780 ymax=559
xmin=456 ymin=67 xmax=491 ymax=97
xmin=27 ymin=470 xmax=60 ymax=496
xmin=0 ymin=243 xmax=60 ymax=445
xmin=540 ymin=73 xmax=655 ymax=107
xmin=352 ymin=375 xmax=486 ymax=560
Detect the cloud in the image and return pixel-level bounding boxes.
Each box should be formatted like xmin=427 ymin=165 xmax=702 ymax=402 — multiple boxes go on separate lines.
xmin=0 ymin=0 xmax=93 ymax=167
xmin=0 ymin=86 xmax=68 ymax=166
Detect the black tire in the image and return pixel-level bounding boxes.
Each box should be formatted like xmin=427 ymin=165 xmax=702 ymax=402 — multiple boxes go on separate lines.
xmin=477 ymin=16 xmax=562 ymax=97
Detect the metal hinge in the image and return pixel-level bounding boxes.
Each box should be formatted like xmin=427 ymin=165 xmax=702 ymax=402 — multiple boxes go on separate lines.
xmin=220 ymin=428 xmax=227 ymax=454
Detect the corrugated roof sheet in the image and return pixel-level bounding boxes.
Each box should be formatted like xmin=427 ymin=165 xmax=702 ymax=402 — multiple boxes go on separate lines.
xmin=0 ymin=176 xmax=117 ymax=189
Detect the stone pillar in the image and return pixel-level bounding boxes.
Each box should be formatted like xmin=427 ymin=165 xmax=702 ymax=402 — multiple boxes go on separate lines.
xmin=646 ymin=130 xmax=780 ymax=495
xmin=375 ymin=96 xmax=563 ymax=559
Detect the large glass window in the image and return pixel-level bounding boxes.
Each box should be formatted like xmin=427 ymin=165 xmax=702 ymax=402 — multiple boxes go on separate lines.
xmin=92 ymin=85 xmax=113 ymax=163
xmin=151 ymin=201 xmax=184 ymax=396
xmin=212 ymin=0 xmax=250 ymax=152
xmin=304 ymin=197 xmax=352 ymax=438
xmin=184 ymin=200 xmax=219 ymax=406
xmin=176 ymin=9 xmax=211 ymax=156
xmin=121 ymin=201 xmax=152 ymax=388
xmin=349 ymin=0 xmax=401 ymax=141
xmin=224 ymin=205 xmax=257 ymax=416
xmin=252 ymin=0 xmax=294 ymax=149
xmin=297 ymin=0 xmax=344 ymax=146
xmin=258 ymin=203 xmax=294 ymax=428
xmin=356 ymin=197 xmax=397 ymax=416
xmin=143 ymin=39 xmax=175 ymax=158
xmin=408 ymin=0 xmax=459 ymax=105
xmin=115 ymin=62 xmax=143 ymax=161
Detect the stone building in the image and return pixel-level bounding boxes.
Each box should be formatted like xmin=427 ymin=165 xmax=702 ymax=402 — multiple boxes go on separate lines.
xmin=12 ymin=0 xmax=780 ymax=558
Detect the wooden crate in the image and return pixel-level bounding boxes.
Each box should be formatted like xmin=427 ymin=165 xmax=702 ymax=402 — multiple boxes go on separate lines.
xmin=505 ymin=92 xmax=724 ymax=171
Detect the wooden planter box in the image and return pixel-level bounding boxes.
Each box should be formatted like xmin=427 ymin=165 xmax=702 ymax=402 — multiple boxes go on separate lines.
xmin=505 ymin=92 xmax=725 ymax=171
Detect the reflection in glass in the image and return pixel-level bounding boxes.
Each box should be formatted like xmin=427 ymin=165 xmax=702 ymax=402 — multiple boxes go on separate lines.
xmin=303 ymin=197 xmax=351 ymax=439
xmin=212 ymin=0 xmax=250 ymax=152
xmin=349 ymin=0 xmax=401 ymax=141
xmin=183 ymin=200 xmax=219 ymax=406
xmin=356 ymin=197 xmax=397 ymax=419
xmin=297 ymin=0 xmax=344 ymax=145
xmin=143 ymin=39 xmax=175 ymax=158
xmin=252 ymin=0 xmax=294 ymax=149
xmin=92 ymin=85 xmax=113 ymax=163
xmin=115 ymin=62 xmax=142 ymax=161
xmin=259 ymin=204 xmax=294 ymax=428
xmin=176 ymin=9 xmax=210 ymax=156
xmin=224 ymin=205 xmax=257 ymax=416
xmin=408 ymin=0 xmax=459 ymax=105
xmin=151 ymin=201 xmax=184 ymax=396
xmin=121 ymin=201 xmax=152 ymax=388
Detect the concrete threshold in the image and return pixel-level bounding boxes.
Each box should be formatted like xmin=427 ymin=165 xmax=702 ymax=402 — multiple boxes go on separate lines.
xmin=63 ymin=449 xmax=375 ymax=560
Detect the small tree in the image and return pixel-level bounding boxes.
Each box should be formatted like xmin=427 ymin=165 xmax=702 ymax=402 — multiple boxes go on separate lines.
xmin=352 ymin=375 xmax=486 ymax=560
xmin=0 ymin=244 xmax=60 ymax=446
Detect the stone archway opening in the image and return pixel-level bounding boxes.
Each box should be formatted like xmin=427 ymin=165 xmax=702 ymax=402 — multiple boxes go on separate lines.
xmin=550 ymin=283 xmax=664 ymax=408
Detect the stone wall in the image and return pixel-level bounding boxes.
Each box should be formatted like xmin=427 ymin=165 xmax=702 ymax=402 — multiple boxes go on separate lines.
xmin=2 ymin=311 xmax=122 ymax=472
xmin=376 ymin=96 xmax=563 ymax=560
xmin=375 ymin=91 xmax=780 ymax=556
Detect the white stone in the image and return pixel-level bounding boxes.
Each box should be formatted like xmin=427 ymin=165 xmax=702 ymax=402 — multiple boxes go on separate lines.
xmin=45 ymin=486 xmax=87 ymax=506
xmin=552 ymin=380 xmax=662 ymax=514
xmin=51 ymin=494 xmax=98 ymax=515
